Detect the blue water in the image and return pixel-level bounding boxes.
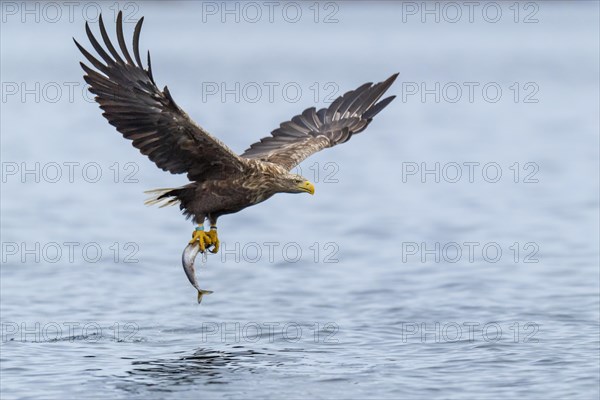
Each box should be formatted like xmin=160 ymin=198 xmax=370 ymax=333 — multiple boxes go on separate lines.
xmin=1 ymin=2 xmax=599 ymax=399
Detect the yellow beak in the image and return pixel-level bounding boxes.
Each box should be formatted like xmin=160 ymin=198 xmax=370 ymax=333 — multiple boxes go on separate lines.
xmin=298 ymin=180 xmax=315 ymax=195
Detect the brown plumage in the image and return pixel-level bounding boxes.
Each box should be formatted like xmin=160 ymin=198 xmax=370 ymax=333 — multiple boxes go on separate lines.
xmin=75 ymin=12 xmax=398 ymax=227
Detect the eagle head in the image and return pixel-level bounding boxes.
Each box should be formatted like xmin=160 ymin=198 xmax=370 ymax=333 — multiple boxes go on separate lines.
xmin=280 ymin=173 xmax=315 ymax=195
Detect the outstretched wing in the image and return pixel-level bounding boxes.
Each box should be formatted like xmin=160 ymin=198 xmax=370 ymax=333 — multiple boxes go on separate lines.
xmin=241 ymin=73 xmax=398 ymax=170
xmin=74 ymin=12 xmax=245 ymax=181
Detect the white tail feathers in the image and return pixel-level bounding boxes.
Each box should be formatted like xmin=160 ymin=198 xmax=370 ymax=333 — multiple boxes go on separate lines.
xmin=144 ymin=188 xmax=180 ymax=208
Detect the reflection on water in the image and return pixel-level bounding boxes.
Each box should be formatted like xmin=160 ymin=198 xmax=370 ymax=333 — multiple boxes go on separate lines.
xmin=123 ymin=347 xmax=268 ymax=388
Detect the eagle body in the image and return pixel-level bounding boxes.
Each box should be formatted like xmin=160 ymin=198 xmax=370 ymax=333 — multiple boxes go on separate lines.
xmin=157 ymin=160 xmax=294 ymax=223
xmin=75 ymin=12 xmax=397 ymax=231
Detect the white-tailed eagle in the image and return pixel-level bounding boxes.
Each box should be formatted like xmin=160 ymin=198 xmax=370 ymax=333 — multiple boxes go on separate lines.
xmin=75 ymin=12 xmax=398 ymax=253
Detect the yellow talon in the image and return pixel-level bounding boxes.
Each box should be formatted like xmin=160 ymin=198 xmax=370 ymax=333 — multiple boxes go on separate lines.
xmin=189 ymin=227 xmax=219 ymax=253
xmin=207 ymin=229 xmax=219 ymax=254
xmin=189 ymin=229 xmax=213 ymax=253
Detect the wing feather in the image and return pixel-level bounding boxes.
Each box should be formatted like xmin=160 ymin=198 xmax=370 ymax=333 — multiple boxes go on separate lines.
xmin=98 ymin=14 xmax=124 ymax=64
xmin=132 ymin=17 xmax=145 ymax=68
xmin=115 ymin=11 xmax=136 ymax=66
xmin=75 ymin=12 xmax=244 ymax=181
xmin=241 ymin=74 xmax=398 ymax=170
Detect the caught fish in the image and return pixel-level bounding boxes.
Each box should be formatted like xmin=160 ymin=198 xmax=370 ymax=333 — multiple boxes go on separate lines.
xmin=182 ymin=242 xmax=213 ymax=303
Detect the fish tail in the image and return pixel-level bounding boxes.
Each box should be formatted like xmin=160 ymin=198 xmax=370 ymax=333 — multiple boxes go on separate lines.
xmin=197 ymin=289 xmax=214 ymax=304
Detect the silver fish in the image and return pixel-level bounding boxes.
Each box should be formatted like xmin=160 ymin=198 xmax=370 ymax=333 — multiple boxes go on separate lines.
xmin=182 ymin=242 xmax=213 ymax=303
